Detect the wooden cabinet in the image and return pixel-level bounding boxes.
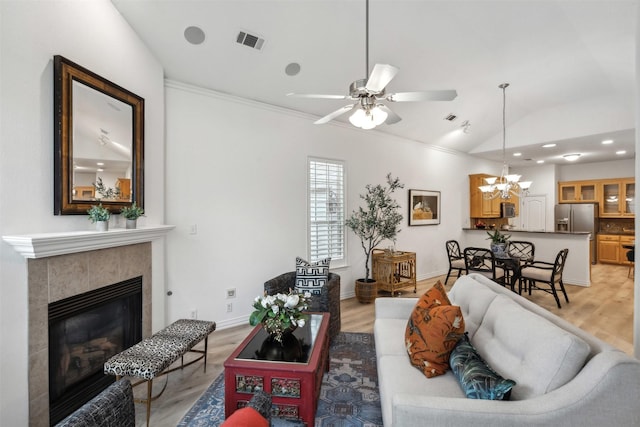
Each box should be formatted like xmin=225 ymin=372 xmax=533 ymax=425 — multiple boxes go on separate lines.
xmin=558 ymin=181 xmax=598 ymax=203
xmin=598 ymin=234 xmax=620 ymax=264
xmin=600 ymin=178 xmax=635 ymax=217
xmin=469 ymin=174 xmax=519 ymax=218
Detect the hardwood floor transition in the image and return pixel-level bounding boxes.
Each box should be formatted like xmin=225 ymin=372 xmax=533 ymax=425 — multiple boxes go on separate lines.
xmin=133 ymin=263 xmax=634 ymax=426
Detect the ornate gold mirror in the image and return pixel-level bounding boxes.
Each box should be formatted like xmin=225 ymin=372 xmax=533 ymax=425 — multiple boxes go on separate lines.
xmin=54 ymin=55 xmax=144 ymax=215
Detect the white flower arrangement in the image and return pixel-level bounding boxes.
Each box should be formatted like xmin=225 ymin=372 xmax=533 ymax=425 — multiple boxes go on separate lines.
xmin=249 ymin=290 xmax=311 ymax=343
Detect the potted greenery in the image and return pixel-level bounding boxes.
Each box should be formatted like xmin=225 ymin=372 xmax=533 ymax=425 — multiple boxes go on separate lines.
xmin=87 ymin=204 xmax=110 ymax=231
xmin=486 ymin=229 xmax=510 ymax=257
xmin=120 ymin=202 xmax=144 ymax=229
xmin=345 ymin=173 xmax=404 ymax=303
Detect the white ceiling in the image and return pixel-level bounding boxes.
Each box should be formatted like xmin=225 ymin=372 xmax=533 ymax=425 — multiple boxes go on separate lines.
xmin=112 ymin=0 xmax=637 ymax=167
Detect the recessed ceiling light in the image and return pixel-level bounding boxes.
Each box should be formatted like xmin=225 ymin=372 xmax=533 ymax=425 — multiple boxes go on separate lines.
xmin=96 ymin=162 xmax=104 ymax=166
xmin=542 ymin=143 xmax=556 ymax=148
xmin=563 ymin=153 xmax=581 ymax=161
xmin=536 ymin=160 xmax=545 ymax=164
xmin=616 ymin=150 xmax=626 ymax=155
xmin=602 ymin=139 xmax=614 ymax=145
xmin=513 ymin=152 xmax=522 ymax=157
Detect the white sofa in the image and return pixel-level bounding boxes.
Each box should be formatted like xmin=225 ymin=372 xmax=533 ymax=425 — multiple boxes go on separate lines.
xmin=374 ymin=273 xmax=640 ymax=426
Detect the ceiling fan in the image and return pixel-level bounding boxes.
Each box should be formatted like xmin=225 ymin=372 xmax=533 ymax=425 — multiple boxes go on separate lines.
xmin=287 ymin=0 xmax=458 ymax=129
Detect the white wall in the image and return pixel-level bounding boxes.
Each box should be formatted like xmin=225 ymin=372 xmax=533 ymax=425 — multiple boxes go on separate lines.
xmin=0 ymin=1 xmax=165 ymax=424
xmin=163 ymin=81 xmax=498 ymax=329
xmin=558 ymin=158 xmax=635 ymax=181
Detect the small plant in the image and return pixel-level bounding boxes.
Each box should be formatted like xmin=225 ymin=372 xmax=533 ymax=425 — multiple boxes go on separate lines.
xmin=120 ymin=202 xmax=144 ymax=220
xmin=486 ymin=229 xmax=510 ymax=244
xmin=93 ymin=177 xmax=121 ymax=200
xmin=87 ymin=204 xmax=110 ymax=223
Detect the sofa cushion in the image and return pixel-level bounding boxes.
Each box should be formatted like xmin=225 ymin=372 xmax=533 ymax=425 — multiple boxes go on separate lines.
xmin=294 ymin=257 xmax=330 ymax=295
xmin=405 ymin=303 xmax=465 ymax=378
xmin=449 ymin=333 xmax=516 ymax=400
xmin=472 ymin=295 xmax=590 ymax=400
xmin=448 ymin=274 xmax=500 ymax=338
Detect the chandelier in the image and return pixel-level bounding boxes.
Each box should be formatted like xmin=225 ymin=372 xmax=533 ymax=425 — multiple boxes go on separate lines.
xmin=479 ymin=83 xmax=532 ymax=200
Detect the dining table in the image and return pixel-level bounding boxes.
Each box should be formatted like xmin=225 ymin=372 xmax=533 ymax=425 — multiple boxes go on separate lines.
xmin=494 ymin=253 xmax=533 ymax=293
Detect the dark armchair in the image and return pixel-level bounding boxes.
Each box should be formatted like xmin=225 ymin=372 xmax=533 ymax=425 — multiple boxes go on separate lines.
xmin=264 ymin=272 xmax=341 ymax=340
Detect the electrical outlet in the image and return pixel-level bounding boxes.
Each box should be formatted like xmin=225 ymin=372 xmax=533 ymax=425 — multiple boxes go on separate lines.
xmin=226 ymin=288 xmax=236 ymax=298
xmin=226 ymin=302 xmax=233 ymax=312
xmin=190 ymin=309 xmax=198 ymax=319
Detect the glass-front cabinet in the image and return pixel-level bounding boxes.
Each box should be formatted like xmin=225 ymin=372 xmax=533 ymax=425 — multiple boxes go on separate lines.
xmin=558 ymin=181 xmax=597 ymax=203
xmin=600 ymin=179 xmax=635 ymax=217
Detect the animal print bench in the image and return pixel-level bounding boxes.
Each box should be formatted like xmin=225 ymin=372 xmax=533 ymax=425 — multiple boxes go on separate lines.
xmin=104 ymin=319 xmax=216 ymax=426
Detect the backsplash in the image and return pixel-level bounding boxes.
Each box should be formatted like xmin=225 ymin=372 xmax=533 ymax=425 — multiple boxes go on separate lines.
xmin=600 ymin=218 xmax=635 ymax=234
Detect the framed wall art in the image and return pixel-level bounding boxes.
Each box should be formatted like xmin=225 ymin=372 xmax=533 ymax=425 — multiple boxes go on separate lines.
xmin=408 ymin=189 xmax=440 ymax=226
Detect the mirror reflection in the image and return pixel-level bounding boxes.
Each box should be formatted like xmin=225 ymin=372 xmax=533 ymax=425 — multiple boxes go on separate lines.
xmin=72 ymin=81 xmax=133 ymax=202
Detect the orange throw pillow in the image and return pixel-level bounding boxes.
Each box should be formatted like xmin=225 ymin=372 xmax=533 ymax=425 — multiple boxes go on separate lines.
xmin=405 ymin=282 xmax=465 ymax=378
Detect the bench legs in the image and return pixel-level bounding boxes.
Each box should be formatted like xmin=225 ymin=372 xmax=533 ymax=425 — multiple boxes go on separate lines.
xmin=124 ymin=339 xmax=211 ymax=426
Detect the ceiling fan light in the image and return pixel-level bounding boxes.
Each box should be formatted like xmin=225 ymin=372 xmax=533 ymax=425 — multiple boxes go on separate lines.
xmin=371 ymin=106 xmax=388 ymax=125
xmin=349 ymin=108 xmax=367 ymax=127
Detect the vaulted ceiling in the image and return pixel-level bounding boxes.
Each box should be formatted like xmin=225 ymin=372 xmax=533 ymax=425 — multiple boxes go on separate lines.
xmin=112 ymin=0 xmax=637 ymax=167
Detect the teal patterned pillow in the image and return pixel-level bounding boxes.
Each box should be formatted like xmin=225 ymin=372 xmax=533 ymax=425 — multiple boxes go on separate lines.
xmin=449 ymin=333 xmax=516 ymax=400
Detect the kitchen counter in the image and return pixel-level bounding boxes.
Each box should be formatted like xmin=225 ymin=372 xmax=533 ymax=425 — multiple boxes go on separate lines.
xmin=461 ymin=228 xmax=592 ymax=286
xmin=463 ymin=228 xmax=591 ymax=235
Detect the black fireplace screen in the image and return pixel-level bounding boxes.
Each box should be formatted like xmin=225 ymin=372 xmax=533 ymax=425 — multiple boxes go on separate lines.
xmin=48 ymin=276 xmax=142 ymax=424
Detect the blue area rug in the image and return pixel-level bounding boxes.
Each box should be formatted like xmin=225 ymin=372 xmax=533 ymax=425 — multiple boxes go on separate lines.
xmin=178 ymin=332 xmax=382 ymax=426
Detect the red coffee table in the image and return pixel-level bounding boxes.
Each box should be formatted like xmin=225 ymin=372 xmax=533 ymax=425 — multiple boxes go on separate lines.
xmin=224 ymin=313 xmax=330 ymax=425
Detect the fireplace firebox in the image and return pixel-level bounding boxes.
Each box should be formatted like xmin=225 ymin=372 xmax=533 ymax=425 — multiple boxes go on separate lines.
xmin=48 ymin=276 xmax=142 ymax=425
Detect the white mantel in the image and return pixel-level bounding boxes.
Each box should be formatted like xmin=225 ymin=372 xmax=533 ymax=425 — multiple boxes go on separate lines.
xmin=2 ymin=225 xmax=175 ymax=259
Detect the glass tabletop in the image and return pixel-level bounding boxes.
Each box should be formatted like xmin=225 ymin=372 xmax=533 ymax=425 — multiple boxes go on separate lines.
xmin=235 ymin=314 xmax=324 ymax=364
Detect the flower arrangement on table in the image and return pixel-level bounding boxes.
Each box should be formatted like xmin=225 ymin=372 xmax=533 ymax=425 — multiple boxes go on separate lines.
xmin=249 ymin=290 xmax=311 ymax=343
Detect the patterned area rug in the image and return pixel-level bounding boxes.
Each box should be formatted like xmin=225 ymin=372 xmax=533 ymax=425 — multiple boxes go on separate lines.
xmin=178 ymin=332 xmax=382 ymax=426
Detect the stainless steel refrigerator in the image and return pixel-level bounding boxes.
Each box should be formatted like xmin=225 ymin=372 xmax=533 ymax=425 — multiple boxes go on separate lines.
xmin=554 ymin=203 xmax=599 ymax=264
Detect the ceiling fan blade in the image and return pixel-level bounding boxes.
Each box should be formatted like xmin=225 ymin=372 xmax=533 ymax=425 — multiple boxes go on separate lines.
xmin=365 ymin=64 xmax=399 ymax=93
xmin=314 ymin=104 xmax=355 ymax=124
xmin=378 ymin=105 xmax=402 ymax=124
xmin=287 ymin=93 xmax=348 ymax=100
xmin=386 ymin=90 xmax=458 ymax=102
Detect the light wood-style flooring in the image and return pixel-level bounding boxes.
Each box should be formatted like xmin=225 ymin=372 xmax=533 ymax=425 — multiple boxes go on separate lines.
xmin=134 ymin=263 xmax=634 ymax=426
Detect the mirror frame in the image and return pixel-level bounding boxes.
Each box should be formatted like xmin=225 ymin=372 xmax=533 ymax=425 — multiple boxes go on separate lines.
xmin=54 ymin=55 xmax=144 ymax=215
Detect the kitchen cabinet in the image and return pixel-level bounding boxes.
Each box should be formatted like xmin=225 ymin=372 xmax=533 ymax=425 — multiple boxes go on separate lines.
xmin=469 ymin=174 xmax=519 ymax=218
xmin=600 ymin=179 xmax=635 ymax=218
xmin=558 ymin=181 xmax=598 ymax=203
xmin=598 ymin=234 xmax=620 ymax=264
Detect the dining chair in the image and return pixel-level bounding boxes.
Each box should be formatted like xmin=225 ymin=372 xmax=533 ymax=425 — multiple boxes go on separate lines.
xmin=626 ymin=247 xmax=635 ymax=278
xmin=445 ymin=240 xmax=466 ymax=285
xmin=519 ymin=248 xmax=569 ymax=309
xmin=463 ymin=247 xmax=506 ymax=285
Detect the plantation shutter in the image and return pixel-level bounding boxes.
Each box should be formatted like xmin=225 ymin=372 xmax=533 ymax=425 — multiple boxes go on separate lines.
xmin=308 ymin=159 xmax=345 ymax=264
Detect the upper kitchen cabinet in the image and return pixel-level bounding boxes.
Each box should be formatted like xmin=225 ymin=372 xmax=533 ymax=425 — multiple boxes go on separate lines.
xmin=558 ymin=181 xmax=598 ymax=203
xmin=600 ymin=178 xmax=635 ymax=218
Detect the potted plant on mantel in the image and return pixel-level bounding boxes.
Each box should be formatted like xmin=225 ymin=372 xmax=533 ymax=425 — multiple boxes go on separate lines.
xmin=120 ymin=202 xmax=144 ymax=229
xmin=346 ymin=173 xmax=404 ymax=303
xmin=87 ymin=204 xmax=110 ymax=232
xmin=487 ymin=229 xmax=510 ymax=258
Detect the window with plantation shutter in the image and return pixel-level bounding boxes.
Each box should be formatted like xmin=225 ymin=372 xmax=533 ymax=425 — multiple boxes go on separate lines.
xmin=308 ymin=158 xmax=345 ymax=266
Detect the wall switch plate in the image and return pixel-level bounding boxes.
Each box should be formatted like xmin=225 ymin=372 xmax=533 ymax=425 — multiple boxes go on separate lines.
xmin=190 ymin=309 xmax=197 ymax=319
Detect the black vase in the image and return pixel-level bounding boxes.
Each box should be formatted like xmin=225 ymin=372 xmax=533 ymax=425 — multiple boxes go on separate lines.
xmin=256 ymin=332 xmax=303 ymax=362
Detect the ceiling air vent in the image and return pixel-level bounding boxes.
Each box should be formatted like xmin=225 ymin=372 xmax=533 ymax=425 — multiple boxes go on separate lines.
xmin=236 ymin=31 xmax=264 ymax=50
xmin=444 ymin=114 xmax=457 ymax=121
